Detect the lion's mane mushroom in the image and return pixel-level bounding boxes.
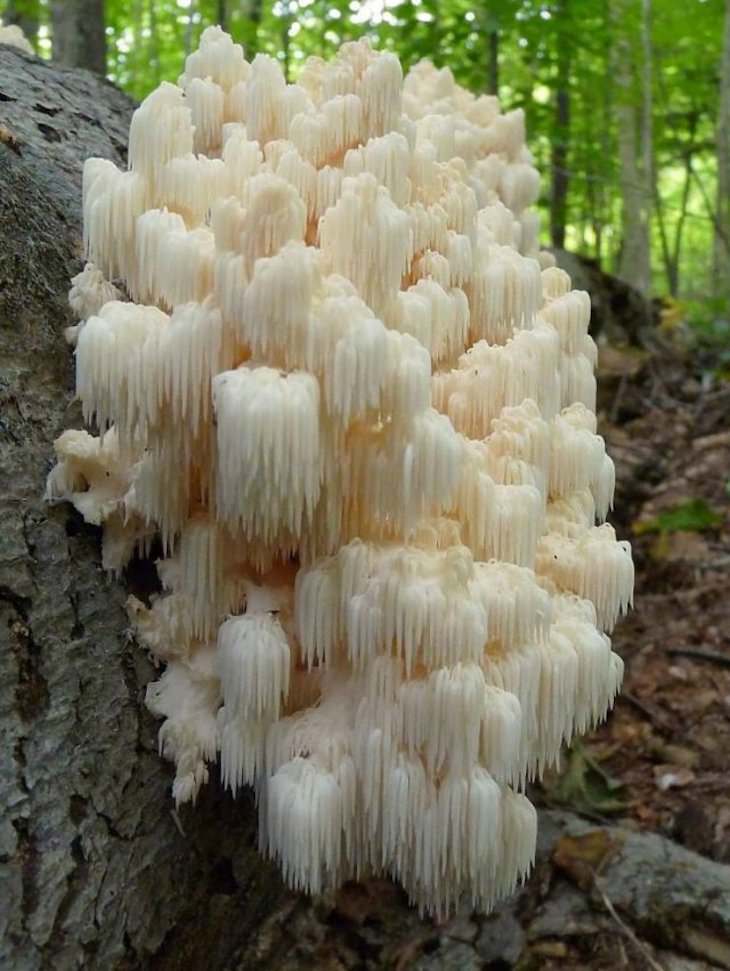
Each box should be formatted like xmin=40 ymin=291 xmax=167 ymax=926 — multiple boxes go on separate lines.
xmin=0 ymin=22 xmax=34 ymax=54
xmin=47 ymin=27 xmax=633 ymax=917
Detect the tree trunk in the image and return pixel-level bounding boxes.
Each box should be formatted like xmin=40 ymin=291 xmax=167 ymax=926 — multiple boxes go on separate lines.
xmin=714 ymin=0 xmax=730 ymax=302
xmin=487 ymin=24 xmax=499 ymax=95
xmin=639 ymin=0 xmax=653 ymax=287
xmin=655 ymin=137 xmax=694 ymax=298
xmin=549 ymin=0 xmax=571 ymax=249
xmin=184 ymin=0 xmax=195 ymax=56
xmin=241 ymin=0 xmax=264 ymax=59
xmin=51 ymin=0 xmax=106 ymax=75
xmin=3 ymin=0 xmax=39 ymax=45
xmin=217 ymin=0 xmax=228 ymax=31
xmin=281 ymin=0 xmax=291 ymax=81
xmin=149 ymin=0 xmax=161 ymax=87
xmin=614 ymin=0 xmax=652 ymax=296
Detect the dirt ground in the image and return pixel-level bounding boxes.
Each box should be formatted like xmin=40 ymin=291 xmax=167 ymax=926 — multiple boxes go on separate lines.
xmin=587 ymin=338 xmax=730 ymax=859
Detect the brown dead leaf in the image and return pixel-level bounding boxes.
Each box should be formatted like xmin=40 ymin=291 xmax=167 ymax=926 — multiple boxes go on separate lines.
xmin=598 ymin=345 xmax=646 ymax=379
xmin=654 ymin=765 xmax=696 ymax=791
xmin=668 ymin=664 xmax=690 ymax=681
xmin=334 ymin=883 xmax=375 ymax=924
xmin=633 ymin=803 xmax=659 ymax=827
xmin=530 ymin=940 xmax=569 ymax=958
xmin=553 ymin=830 xmax=617 ymax=891
xmin=0 ymin=125 xmax=21 ymax=154
xmin=657 ymin=743 xmax=701 ymax=769
xmin=334 ymin=879 xmax=396 ymax=924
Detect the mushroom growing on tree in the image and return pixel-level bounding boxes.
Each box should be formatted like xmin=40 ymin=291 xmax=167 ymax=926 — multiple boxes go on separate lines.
xmin=0 ymin=22 xmax=34 ymax=53
xmin=47 ymin=27 xmax=633 ymax=917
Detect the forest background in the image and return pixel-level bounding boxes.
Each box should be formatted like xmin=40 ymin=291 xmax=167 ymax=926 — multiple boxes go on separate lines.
xmin=2 ymin=0 xmax=730 ymax=330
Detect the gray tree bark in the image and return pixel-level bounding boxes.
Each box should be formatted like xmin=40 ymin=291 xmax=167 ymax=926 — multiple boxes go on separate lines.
xmin=51 ymin=0 xmax=106 ymax=75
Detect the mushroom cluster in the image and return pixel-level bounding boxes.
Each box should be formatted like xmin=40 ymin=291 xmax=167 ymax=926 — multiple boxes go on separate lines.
xmin=48 ymin=28 xmax=633 ymax=916
xmin=0 ymin=22 xmax=34 ymax=53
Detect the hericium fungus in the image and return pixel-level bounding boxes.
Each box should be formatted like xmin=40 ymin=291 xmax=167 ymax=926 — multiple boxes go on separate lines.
xmin=0 ymin=22 xmax=34 ymax=54
xmin=47 ymin=27 xmax=633 ymax=917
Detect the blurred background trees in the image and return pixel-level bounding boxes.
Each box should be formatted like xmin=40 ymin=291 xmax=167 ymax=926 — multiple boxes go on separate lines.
xmin=2 ymin=0 xmax=728 ymax=312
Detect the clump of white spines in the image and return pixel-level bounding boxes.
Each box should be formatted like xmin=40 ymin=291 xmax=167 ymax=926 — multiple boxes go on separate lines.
xmin=47 ymin=27 xmax=633 ymax=917
xmin=0 ymin=22 xmax=34 ymax=54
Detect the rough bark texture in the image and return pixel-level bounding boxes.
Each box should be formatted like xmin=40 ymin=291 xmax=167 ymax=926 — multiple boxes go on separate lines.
xmin=1 ymin=46 xmax=730 ymax=971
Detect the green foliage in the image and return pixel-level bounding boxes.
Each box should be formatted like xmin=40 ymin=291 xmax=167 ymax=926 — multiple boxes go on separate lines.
xmin=543 ymin=741 xmax=627 ymax=815
xmin=635 ymin=498 xmax=724 ymax=535
xmin=1 ymin=0 xmax=726 ymax=307
xmin=681 ymin=297 xmax=730 ymax=377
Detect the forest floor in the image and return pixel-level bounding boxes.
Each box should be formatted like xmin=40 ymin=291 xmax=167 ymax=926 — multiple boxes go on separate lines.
xmin=587 ymin=333 xmax=730 ymax=864
xmin=525 ymin=331 xmax=730 ymax=970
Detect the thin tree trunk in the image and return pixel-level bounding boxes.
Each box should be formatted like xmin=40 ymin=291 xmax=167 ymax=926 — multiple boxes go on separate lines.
xmin=654 ymin=127 xmax=695 ymax=297
xmin=281 ymin=0 xmax=291 ymax=81
xmin=185 ymin=0 xmax=195 ymax=56
xmin=487 ymin=25 xmax=499 ymax=95
xmin=51 ymin=0 xmax=106 ymax=75
xmin=639 ymin=0 xmax=653 ymax=288
xmin=549 ymin=0 xmax=571 ymax=249
xmin=714 ymin=0 xmax=730 ymax=301
xmin=594 ymin=220 xmax=603 ymax=264
xmin=653 ymin=180 xmax=674 ymax=296
xmin=242 ymin=0 xmax=264 ymax=59
xmin=670 ymin=152 xmax=693 ymax=296
xmin=149 ymin=0 xmax=160 ymax=87
xmin=3 ymin=0 xmax=39 ymax=45
xmin=596 ymin=0 xmax=613 ymax=270
xmin=614 ymin=0 xmax=651 ymax=296
xmin=218 ymin=0 xmax=228 ymax=31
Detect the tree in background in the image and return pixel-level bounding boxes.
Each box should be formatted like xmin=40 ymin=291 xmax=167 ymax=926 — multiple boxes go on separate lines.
xmin=613 ymin=0 xmax=652 ymax=296
xmin=51 ymin=0 xmax=106 ymax=74
xmin=548 ymin=0 xmax=571 ymax=250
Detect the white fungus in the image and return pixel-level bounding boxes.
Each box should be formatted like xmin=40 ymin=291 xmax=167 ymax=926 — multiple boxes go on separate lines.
xmin=0 ymin=22 xmax=34 ymax=54
xmin=47 ymin=28 xmax=633 ymax=919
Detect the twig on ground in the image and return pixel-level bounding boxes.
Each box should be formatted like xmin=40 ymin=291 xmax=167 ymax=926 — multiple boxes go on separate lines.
xmin=610 ymin=372 xmax=629 ymax=423
xmin=594 ymin=877 xmax=666 ymax=971
xmin=617 ymin=693 xmax=672 ymax=732
xmin=665 ymin=647 xmax=730 ymax=668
